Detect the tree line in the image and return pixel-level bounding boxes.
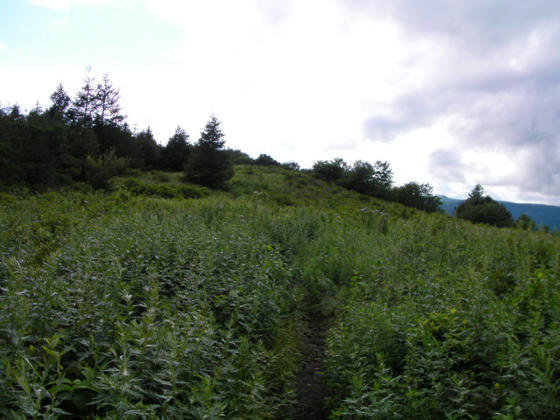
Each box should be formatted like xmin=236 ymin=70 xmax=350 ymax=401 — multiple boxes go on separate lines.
xmin=0 ymin=71 xmax=541 ymax=227
xmin=0 ymin=72 xmax=237 ymax=189
xmin=311 ymin=158 xmax=442 ymax=213
xmin=0 ymin=71 xmax=308 ymax=190
xmin=310 ymin=159 xmax=541 ymax=229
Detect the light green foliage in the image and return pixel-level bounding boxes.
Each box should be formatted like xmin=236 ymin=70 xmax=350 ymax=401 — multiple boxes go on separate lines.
xmin=0 ymin=192 xmax=302 ymax=418
xmin=85 ymin=149 xmax=128 ymax=190
xmin=1 ymin=167 xmax=559 ymax=419
xmin=118 ymin=177 xmax=210 ymax=199
xmin=324 ymin=216 xmax=560 ymax=419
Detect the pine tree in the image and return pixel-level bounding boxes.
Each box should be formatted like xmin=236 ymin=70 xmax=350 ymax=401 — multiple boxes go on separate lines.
xmin=164 ymin=126 xmax=190 ymax=171
xmin=70 ymin=70 xmax=98 ymax=127
xmin=136 ymin=127 xmax=161 ymax=169
xmin=185 ymin=115 xmax=233 ymax=188
xmin=95 ymin=73 xmax=124 ymax=126
xmin=47 ymin=84 xmax=70 ymax=121
xmin=198 ymin=115 xmax=225 ymax=148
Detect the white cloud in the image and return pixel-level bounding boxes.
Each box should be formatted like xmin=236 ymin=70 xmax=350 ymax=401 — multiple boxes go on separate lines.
xmin=141 ymin=0 xmax=420 ymax=162
xmin=0 ymin=43 xmax=5 ymax=52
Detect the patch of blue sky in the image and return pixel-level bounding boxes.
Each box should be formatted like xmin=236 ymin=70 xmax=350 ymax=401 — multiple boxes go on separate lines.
xmin=0 ymin=0 xmax=181 ymax=66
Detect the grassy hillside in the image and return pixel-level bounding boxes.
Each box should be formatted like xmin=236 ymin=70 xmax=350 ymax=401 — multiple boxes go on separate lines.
xmin=1 ymin=166 xmax=559 ymax=418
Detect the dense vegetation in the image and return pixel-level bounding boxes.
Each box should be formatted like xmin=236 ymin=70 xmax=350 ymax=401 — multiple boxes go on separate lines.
xmin=2 ymin=73 xmax=558 ymax=418
xmin=1 ymin=166 xmax=559 ymax=418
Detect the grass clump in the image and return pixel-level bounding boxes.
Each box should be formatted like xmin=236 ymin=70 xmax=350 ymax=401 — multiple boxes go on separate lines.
xmin=119 ymin=177 xmax=210 ymax=199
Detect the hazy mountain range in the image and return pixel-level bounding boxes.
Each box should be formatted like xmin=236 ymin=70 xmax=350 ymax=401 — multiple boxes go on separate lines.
xmin=440 ymin=196 xmax=560 ymax=231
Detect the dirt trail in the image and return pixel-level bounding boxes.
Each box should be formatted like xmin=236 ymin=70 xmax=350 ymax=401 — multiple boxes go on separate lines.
xmin=294 ymin=315 xmax=330 ymax=420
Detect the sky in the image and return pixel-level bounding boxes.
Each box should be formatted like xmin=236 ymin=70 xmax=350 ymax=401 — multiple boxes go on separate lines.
xmin=1 ymin=0 xmax=560 ymax=204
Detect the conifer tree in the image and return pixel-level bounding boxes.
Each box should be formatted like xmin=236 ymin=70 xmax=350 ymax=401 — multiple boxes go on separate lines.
xmin=70 ymin=70 xmax=98 ymax=127
xmin=185 ymin=115 xmax=233 ymax=188
xmin=95 ymin=73 xmax=124 ymax=126
xmin=198 ymin=115 xmax=225 ymax=148
xmin=164 ymin=126 xmax=190 ymax=171
xmin=47 ymin=84 xmax=71 ymax=121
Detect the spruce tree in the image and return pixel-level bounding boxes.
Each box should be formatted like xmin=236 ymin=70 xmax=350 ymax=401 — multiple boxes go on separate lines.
xmin=185 ymin=115 xmax=233 ymax=188
xmin=164 ymin=126 xmax=190 ymax=171
xmin=47 ymin=84 xmax=71 ymax=121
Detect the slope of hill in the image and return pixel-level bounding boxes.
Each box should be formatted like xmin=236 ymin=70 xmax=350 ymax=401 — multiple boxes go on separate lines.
xmin=441 ymin=195 xmax=560 ymax=230
xmin=1 ymin=166 xmax=560 ymax=419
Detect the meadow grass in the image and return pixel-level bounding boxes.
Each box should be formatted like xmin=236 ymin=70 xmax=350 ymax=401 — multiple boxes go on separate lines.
xmin=1 ymin=166 xmax=559 ymax=418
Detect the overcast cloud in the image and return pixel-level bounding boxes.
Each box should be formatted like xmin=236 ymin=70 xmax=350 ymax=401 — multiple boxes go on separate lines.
xmin=1 ymin=0 xmax=560 ymax=204
xmin=341 ymin=0 xmax=560 ymax=204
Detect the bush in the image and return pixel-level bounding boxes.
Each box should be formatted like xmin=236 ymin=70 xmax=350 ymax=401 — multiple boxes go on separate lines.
xmin=394 ymin=182 xmax=442 ymax=213
xmin=85 ymin=149 xmax=128 ymax=190
xmin=253 ymin=154 xmax=281 ymax=167
xmin=312 ymin=158 xmax=348 ymax=183
xmin=456 ymin=185 xmax=513 ymax=227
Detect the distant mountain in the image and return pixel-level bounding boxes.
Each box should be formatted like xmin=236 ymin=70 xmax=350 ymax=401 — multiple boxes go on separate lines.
xmin=440 ymin=196 xmax=560 ymax=230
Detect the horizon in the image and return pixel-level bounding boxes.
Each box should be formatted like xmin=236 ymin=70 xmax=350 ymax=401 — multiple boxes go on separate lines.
xmin=2 ymin=0 xmax=560 ymax=205
xmin=440 ymin=194 xmax=560 ymax=207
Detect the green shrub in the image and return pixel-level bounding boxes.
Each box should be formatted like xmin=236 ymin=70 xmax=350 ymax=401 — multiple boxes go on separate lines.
xmin=85 ymin=150 xmax=128 ymax=190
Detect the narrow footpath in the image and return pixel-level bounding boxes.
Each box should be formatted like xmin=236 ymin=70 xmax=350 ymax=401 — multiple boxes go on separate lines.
xmin=294 ymin=314 xmax=330 ymax=420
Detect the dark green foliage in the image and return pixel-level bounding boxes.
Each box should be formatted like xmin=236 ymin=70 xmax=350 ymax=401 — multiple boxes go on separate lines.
xmin=254 ymin=154 xmax=281 ymax=167
xmin=340 ymin=160 xmax=376 ymax=193
xmin=135 ymin=128 xmax=161 ymax=169
xmin=198 ymin=115 xmax=225 ymax=148
xmin=312 ymin=159 xmax=394 ymax=200
xmin=371 ymin=160 xmax=393 ymax=192
xmin=0 ymin=73 xmax=170 ymax=189
xmin=223 ymin=149 xmax=254 ymax=165
xmin=162 ymin=126 xmax=190 ymax=171
xmin=341 ymin=160 xmax=393 ymax=198
xmin=95 ymin=73 xmax=124 ymax=126
xmin=0 ymin=103 xmax=97 ymax=186
xmin=47 ymin=84 xmax=71 ymax=122
xmin=281 ymin=161 xmax=300 ymax=171
xmin=394 ymin=182 xmax=442 ymax=212
xmin=70 ymin=72 xmax=98 ymax=128
xmin=517 ymin=213 xmax=537 ymax=231
xmin=312 ymin=158 xmax=349 ymax=182
xmin=84 ymin=150 xmax=128 ymax=189
xmin=185 ymin=116 xmax=234 ymax=188
xmin=456 ymin=185 xmax=514 ymax=227
xmin=94 ymin=122 xmax=130 ymax=156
